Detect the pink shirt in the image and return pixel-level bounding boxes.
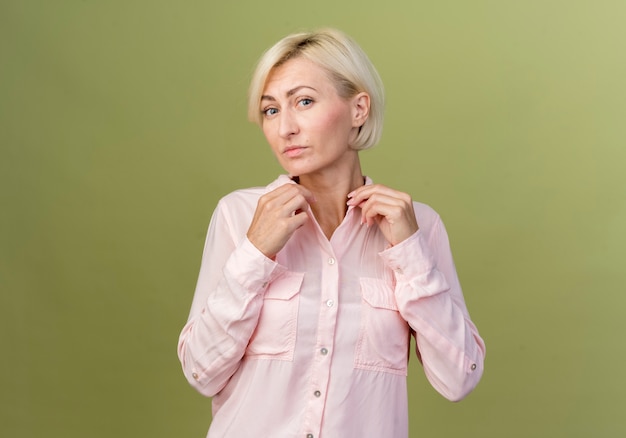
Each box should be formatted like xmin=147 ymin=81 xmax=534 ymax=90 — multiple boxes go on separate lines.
xmin=178 ymin=175 xmax=485 ymax=438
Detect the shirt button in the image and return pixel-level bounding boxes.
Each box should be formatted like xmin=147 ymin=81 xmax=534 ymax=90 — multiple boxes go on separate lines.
xmin=326 ymin=299 xmax=334 ymax=307
xmin=320 ymin=347 xmax=328 ymax=355
xmin=307 ymin=434 xmax=314 ymax=438
xmin=314 ymin=390 xmax=321 ymax=397
xmin=471 ymin=363 xmax=477 ymax=371
xmin=192 ymin=372 xmax=199 ymax=381
xmin=328 ymin=257 xmax=335 ymax=265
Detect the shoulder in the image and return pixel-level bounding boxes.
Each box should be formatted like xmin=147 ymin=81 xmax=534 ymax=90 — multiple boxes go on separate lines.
xmin=208 ymin=187 xmax=265 ymax=237
xmin=218 ymin=186 xmax=265 ymax=208
xmin=365 ymin=177 xmax=445 ymax=232
xmin=412 ymin=200 xmax=444 ymax=234
xmin=215 ymin=175 xmax=293 ymax=212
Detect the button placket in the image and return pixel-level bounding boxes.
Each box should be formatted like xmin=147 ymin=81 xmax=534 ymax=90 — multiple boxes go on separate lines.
xmin=303 ymin=250 xmax=338 ymax=437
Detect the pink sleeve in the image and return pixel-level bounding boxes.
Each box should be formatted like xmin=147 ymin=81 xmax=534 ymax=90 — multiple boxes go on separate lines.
xmin=177 ymin=199 xmax=285 ymax=397
xmin=379 ymin=213 xmax=486 ymax=401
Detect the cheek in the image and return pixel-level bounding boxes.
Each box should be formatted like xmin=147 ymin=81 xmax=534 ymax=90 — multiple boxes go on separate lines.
xmin=313 ymin=106 xmax=353 ymax=135
xmin=262 ymin=124 xmax=287 ymax=163
xmin=262 ymin=124 xmax=278 ymax=147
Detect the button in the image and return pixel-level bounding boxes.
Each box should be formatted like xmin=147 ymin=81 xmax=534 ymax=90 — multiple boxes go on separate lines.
xmin=328 ymin=257 xmax=335 ymax=265
xmin=262 ymin=281 xmax=268 ymax=288
xmin=307 ymin=434 xmax=314 ymax=438
xmin=192 ymin=372 xmax=199 ymax=381
xmin=471 ymin=363 xmax=477 ymax=371
xmin=314 ymin=390 xmax=321 ymax=397
xmin=326 ymin=299 xmax=334 ymax=307
xmin=320 ymin=348 xmax=328 ymax=355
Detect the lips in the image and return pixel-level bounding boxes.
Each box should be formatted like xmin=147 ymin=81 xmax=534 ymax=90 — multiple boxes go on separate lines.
xmin=283 ymin=146 xmax=307 ymax=158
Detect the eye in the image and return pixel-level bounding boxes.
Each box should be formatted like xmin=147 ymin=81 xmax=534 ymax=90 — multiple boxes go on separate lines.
xmin=263 ymin=107 xmax=279 ymax=117
xmin=298 ymin=98 xmax=313 ymax=107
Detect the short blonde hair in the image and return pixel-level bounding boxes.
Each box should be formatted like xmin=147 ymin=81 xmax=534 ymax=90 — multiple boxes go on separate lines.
xmin=247 ymin=28 xmax=385 ymax=150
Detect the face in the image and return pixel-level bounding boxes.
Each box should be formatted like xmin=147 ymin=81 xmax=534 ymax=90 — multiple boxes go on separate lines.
xmin=259 ymin=57 xmax=369 ymax=179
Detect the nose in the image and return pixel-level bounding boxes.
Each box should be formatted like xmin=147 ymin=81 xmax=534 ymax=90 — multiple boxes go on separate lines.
xmin=278 ymin=109 xmax=298 ymax=138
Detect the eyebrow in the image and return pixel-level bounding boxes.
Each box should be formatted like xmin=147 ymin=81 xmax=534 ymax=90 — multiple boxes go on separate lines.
xmin=261 ymin=85 xmax=317 ymax=102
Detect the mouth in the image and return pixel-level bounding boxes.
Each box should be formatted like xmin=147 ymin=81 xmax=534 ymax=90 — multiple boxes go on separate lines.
xmin=283 ymin=146 xmax=307 ymax=158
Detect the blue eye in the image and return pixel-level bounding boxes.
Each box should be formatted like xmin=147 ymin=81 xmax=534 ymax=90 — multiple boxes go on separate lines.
xmin=299 ymin=98 xmax=313 ymax=107
xmin=263 ymin=107 xmax=279 ymax=117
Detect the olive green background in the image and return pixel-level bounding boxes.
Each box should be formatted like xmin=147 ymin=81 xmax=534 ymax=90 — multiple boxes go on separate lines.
xmin=1 ymin=1 xmax=625 ymax=437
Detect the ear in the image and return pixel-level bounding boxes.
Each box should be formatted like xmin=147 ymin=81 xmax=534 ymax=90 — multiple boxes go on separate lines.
xmin=351 ymin=92 xmax=370 ymax=128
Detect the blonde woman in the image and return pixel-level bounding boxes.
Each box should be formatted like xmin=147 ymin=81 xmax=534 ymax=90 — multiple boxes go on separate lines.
xmin=178 ymin=28 xmax=485 ymax=438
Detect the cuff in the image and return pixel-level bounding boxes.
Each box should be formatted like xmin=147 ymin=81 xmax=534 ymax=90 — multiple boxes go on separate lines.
xmin=379 ymin=230 xmax=449 ymax=299
xmin=224 ymin=237 xmax=287 ymax=293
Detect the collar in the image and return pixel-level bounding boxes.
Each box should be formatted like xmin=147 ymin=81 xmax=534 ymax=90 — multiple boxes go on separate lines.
xmin=265 ymin=174 xmax=373 ymax=193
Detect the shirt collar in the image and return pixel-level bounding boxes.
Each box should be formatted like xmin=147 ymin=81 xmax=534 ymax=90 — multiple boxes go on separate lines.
xmin=265 ymin=175 xmax=374 ymax=193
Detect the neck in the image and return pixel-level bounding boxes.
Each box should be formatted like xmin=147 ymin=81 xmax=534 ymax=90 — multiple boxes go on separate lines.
xmin=296 ymin=158 xmax=365 ymax=240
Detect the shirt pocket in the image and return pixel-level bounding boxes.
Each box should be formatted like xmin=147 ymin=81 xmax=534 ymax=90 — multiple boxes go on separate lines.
xmin=245 ymin=271 xmax=304 ymax=361
xmin=354 ymin=278 xmax=410 ymax=375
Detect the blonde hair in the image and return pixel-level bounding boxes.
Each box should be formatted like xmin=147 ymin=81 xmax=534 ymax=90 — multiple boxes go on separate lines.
xmin=247 ymin=28 xmax=385 ymax=150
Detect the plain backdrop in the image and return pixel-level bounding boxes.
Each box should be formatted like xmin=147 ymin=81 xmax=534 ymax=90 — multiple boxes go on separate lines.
xmin=1 ymin=1 xmax=625 ymax=437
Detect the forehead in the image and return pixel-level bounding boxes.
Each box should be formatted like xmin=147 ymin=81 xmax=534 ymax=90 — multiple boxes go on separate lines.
xmin=263 ymin=57 xmax=334 ymax=94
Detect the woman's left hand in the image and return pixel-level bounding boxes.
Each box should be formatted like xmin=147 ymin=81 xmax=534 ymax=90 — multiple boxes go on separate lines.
xmin=347 ymin=184 xmax=419 ymax=246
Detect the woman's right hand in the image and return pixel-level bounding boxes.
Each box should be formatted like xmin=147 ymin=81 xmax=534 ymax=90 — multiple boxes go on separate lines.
xmin=247 ymin=184 xmax=315 ymax=259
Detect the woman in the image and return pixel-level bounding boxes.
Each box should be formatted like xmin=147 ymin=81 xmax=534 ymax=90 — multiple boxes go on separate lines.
xmin=178 ymin=28 xmax=485 ymax=438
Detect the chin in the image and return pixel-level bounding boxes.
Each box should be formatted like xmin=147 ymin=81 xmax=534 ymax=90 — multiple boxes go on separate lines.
xmin=280 ymin=163 xmax=314 ymax=178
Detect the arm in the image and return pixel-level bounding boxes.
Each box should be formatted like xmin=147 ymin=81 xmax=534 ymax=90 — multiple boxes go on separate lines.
xmin=177 ymin=199 xmax=284 ymax=397
xmin=348 ymin=185 xmax=485 ymax=401
xmin=178 ymin=184 xmax=314 ymax=397
xmin=380 ymin=215 xmax=485 ymax=401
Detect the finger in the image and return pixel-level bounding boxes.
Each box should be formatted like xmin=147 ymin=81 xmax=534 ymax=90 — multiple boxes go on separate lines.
xmin=259 ymin=185 xmax=315 ymax=216
xmin=347 ymin=184 xmax=406 ymax=206
xmin=248 ymin=206 xmax=310 ymax=258
xmin=360 ymin=196 xmax=405 ymax=225
xmin=289 ymin=210 xmax=310 ymax=229
xmin=282 ymin=192 xmax=312 ymax=217
xmin=277 ymin=183 xmax=316 ymax=204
